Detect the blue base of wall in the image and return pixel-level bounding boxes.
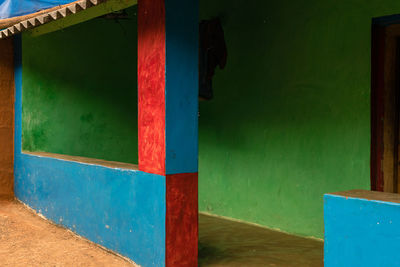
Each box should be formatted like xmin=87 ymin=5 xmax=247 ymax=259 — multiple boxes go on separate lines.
xmin=325 ymin=190 xmax=400 ymax=267
xmin=15 ymin=153 xmax=166 ymax=267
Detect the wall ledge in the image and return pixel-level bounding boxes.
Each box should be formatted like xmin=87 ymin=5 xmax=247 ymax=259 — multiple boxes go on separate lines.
xmin=326 ymin=189 xmax=400 ymax=204
xmin=22 ymin=151 xmax=138 ymax=171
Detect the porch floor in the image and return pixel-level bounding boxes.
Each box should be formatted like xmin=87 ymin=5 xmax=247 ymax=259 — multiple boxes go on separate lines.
xmin=0 ymin=198 xmax=323 ymax=266
xmin=199 ymin=214 xmax=323 ymax=266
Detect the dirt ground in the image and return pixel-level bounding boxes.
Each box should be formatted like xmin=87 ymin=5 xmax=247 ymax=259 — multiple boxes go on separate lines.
xmin=0 ymin=197 xmax=136 ymax=267
xmin=0 ymin=197 xmax=323 ymax=266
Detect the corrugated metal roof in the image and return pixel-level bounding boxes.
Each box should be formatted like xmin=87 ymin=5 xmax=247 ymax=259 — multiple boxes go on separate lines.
xmin=0 ymin=0 xmax=106 ymax=39
xmin=0 ymin=0 xmax=75 ymax=20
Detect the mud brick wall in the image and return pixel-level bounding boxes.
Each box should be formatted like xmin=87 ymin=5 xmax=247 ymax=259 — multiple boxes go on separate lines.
xmin=0 ymin=38 xmax=14 ymax=197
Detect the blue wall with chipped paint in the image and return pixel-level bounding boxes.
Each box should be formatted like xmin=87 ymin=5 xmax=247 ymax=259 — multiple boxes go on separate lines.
xmin=324 ymin=193 xmax=400 ymax=266
xmin=13 ymin=35 xmax=166 ymax=267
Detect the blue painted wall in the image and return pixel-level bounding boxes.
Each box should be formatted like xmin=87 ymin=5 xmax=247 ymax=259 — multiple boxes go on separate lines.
xmin=14 ymin=35 xmax=166 ymax=267
xmin=325 ymin=193 xmax=400 ymax=267
xmin=15 ymin=154 xmax=166 ymax=266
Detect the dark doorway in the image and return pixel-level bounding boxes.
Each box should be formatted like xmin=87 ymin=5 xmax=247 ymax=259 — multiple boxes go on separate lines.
xmin=371 ymin=17 xmax=400 ymax=192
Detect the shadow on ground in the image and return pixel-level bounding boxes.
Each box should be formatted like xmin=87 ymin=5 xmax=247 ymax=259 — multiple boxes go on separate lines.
xmin=198 ymin=214 xmax=323 ymax=267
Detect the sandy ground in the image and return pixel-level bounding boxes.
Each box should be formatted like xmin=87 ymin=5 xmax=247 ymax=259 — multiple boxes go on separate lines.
xmin=0 ymin=197 xmax=135 ymax=267
xmin=0 ymin=197 xmax=323 ymax=266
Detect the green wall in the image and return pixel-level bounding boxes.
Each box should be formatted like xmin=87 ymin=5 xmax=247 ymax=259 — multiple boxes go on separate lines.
xmin=198 ymin=0 xmax=400 ymax=239
xmin=22 ymin=1 xmax=400 ymax=239
xmin=22 ymin=6 xmax=138 ymax=164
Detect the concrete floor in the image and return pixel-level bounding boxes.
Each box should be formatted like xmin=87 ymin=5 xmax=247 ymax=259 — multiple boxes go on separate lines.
xmin=199 ymin=214 xmax=323 ymax=267
xmin=0 ymin=198 xmax=323 ymax=266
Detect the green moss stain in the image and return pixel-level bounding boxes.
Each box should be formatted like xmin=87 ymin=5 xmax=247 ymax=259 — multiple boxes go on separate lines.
xmin=198 ymin=0 xmax=400 ymax=239
xmin=22 ymin=6 xmax=138 ymax=164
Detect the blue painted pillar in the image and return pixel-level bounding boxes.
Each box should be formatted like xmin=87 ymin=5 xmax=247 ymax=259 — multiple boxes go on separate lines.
xmin=138 ymin=0 xmax=199 ymax=266
xmin=164 ymin=2 xmax=199 ymax=264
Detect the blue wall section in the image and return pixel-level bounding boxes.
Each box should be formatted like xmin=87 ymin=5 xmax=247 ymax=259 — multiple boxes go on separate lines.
xmin=165 ymin=0 xmax=199 ymax=174
xmin=13 ymin=34 xmax=166 ymax=267
xmin=15 ymin=154 xmax=166 ymax=266
xmin=0 ymin=0 xmax=74 ymax=20
xmin=325 ymin=193 xmax=400 ymax=267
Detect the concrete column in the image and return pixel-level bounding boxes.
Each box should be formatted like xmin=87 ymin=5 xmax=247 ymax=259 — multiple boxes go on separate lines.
xmin=138 ymin=0 xmax=199 ymax=265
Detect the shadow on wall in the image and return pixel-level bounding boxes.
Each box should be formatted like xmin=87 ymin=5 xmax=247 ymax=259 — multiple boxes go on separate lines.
xmin=198 ymin=0 xmax=378 ymax=239
xmin=21 ymin=6 xmax=139 ymax=164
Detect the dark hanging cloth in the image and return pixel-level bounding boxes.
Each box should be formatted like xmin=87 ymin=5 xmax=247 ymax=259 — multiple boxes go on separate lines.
xmin=199 ymin=18 xmax=227 ymax=100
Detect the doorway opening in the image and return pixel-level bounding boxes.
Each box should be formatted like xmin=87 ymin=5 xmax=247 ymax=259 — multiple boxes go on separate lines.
xmin=371 ymin=16 xmax=400 ymax=192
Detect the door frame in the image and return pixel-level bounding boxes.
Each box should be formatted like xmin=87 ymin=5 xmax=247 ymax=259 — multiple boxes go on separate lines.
xmin=371 ymin=15 xmax=400 ymax=192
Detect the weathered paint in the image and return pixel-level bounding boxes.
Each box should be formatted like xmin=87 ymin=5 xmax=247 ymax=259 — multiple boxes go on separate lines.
xmin=14 ymin=153 xmax=166 ymax=267
xmin=163 ymin=1 xmax=199 ymax=264
xmin=14 ymin=0 xmax=198 ymax=265
xmin=15 ymin=32 xmax=167 ymax=265
xmin=138 ymin=0 xmax=199 ymax=176
xmin=17 ymin=0 xmax=400 ymax=243
xmin=138 ymin=0 xmax=199 ymax=264
xmin=22 ymin=6 xmax=139 ymax=164
xmin=138 ymin=0 xmax=166 ymax=175
xmin=166 ymin=173 xmax=198 ymax=266
xmin=197 ymin=0 xmax=400 ymax=239
xmin=0 ymin=37 xmax=14 ymax=197
xmin=165 ymin=0 xmax=199 ymax=175
xmin=324 ymin=190 xmax=400 ymax=267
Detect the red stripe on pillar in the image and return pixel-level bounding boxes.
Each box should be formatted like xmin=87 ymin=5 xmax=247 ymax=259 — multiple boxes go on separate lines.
xmin=138 ymin=0 xmax=166 ymax=175
xmin=166 ymin=173 xmax=198 ymax=267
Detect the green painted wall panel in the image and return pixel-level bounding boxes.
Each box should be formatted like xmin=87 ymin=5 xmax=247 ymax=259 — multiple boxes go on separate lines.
xmin=198 ymin=0 xmax=400 ymax=239
xmin=22 ymin=6 xmax=138 ymax=164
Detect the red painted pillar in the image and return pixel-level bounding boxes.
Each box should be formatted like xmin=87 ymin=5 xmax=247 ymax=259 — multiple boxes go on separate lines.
xmin=138 ymin=0 xmax=199 ymax=266
xmin=138 ymin=0 xmax=166 ymax=176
